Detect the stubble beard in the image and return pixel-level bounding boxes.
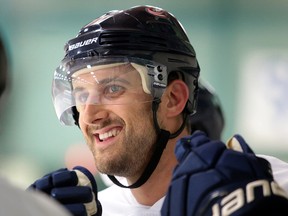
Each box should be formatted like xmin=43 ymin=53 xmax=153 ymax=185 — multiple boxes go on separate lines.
xmin=87 ymin=113 xmax=157 ymax=178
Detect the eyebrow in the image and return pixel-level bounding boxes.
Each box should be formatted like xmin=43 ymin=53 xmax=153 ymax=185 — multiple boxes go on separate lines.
xmin=99 ymin=76 xmax=130 ymax=85
xmin=72 ymin=76 xmax=131 ymax=93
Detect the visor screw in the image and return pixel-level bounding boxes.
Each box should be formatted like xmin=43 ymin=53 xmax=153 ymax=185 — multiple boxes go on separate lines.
xmin=157 ymin=74 xmax=163 ymax=81
xmin=157 ymin=65 xmax=163 ymax=72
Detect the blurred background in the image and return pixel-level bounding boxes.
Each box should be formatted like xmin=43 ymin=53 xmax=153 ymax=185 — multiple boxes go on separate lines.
xmin=0 ymin=0 xmax=288 ymax=189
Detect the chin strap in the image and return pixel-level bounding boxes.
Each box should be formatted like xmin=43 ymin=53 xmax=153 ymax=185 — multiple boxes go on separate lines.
xmin=107 ymin=99 xmax=188 ymax=189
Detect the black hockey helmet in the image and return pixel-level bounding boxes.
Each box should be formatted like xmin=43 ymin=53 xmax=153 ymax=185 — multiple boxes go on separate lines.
xmin=52 ymin=5 xmax=200 ymax=126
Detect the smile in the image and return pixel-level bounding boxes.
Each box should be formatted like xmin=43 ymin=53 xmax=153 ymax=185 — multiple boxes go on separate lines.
xmin=98 ymin=128 xmax=121 ymax=142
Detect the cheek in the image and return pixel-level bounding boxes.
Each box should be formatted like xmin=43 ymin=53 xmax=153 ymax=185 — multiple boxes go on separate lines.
xmin=133 ymin=103 xmax=151 ymax=119
xmin=78 ymin=117 xmax=89 ymax=136
xmin=119 ymin=101 xmax=151 ymax=116
xmin=119 ymin=105 xmax=153 ymax=132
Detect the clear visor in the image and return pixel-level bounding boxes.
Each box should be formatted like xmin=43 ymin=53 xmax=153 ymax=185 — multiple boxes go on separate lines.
xmin=52 ymin=57 xmax=167 ymax=125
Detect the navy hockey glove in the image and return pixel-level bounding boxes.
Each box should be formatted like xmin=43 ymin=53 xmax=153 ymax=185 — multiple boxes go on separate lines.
xmin=28 ymin=166 xmax=102 ymax=216
xmin=161 ymin=131 xmax=288 ymax=216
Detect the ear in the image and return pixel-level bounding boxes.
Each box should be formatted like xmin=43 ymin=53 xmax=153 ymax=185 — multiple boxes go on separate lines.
xmin=164 ymin=80 xmax=189 ymax=118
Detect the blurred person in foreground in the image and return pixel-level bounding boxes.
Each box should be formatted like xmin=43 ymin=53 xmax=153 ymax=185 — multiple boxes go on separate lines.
xmin=29 ymin=5 xmax=288 ymax=216
xmin=0 ymin=34 xmax=71 ymax=215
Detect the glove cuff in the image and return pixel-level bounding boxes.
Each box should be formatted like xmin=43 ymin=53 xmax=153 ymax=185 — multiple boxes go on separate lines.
xmin=197 ymin=179 xmax=288 ymax=216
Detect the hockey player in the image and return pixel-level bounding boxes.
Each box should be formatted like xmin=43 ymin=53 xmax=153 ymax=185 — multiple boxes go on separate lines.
xmin=29 ymin=5 xmax=288 ymax=215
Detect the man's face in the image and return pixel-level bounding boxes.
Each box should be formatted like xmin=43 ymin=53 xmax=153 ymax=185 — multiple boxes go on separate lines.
xmin=73 ymin=64 xmax=158 ymax=178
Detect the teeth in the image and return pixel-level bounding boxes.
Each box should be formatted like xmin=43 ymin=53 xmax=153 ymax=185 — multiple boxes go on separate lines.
xmin=99 ymin=129 xmax=120 ymax=141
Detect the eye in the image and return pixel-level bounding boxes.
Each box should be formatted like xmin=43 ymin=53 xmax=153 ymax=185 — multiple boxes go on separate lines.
xmin=75 ymin=92 xmax=89 ymax=104
xmin=104 ymin=85 xmax=125 ymax=98
xmin=109 ymin=85 xmax=123 ymax=93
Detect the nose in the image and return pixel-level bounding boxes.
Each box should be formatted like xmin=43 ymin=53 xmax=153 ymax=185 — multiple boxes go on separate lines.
xmin=80 ymin=104 xmax=109 ymax=125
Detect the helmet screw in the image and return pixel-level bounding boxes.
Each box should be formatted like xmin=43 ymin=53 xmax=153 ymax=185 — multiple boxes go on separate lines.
xmin=157 ymin=74 xmax=163 ymax=81
xmin=157 ymin=65 xmax=163 ymax=72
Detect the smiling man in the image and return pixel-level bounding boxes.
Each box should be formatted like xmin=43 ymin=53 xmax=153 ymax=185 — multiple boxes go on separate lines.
xmin=71 ymin=63 xmax=162 ymax=179
xmin=29 ymin=5 xmax=288 ymax=216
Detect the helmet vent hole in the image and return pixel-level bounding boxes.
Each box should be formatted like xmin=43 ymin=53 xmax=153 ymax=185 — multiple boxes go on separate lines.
xmin=99 ymin=33 xmax=130 ymax=45
xmin=99 ymin=33 xmax=167 ymax=47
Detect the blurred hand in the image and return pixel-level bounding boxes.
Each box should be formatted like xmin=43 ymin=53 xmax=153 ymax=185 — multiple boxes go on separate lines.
xmin=28 ymin=166 xmax=102 ymax=216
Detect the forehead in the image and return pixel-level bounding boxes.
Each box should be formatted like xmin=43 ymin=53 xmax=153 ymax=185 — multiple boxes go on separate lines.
xmin=73 ymin=63 xmax=135 ymax=77
xmin=71 ymin=63 xmax=141 ymax=86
